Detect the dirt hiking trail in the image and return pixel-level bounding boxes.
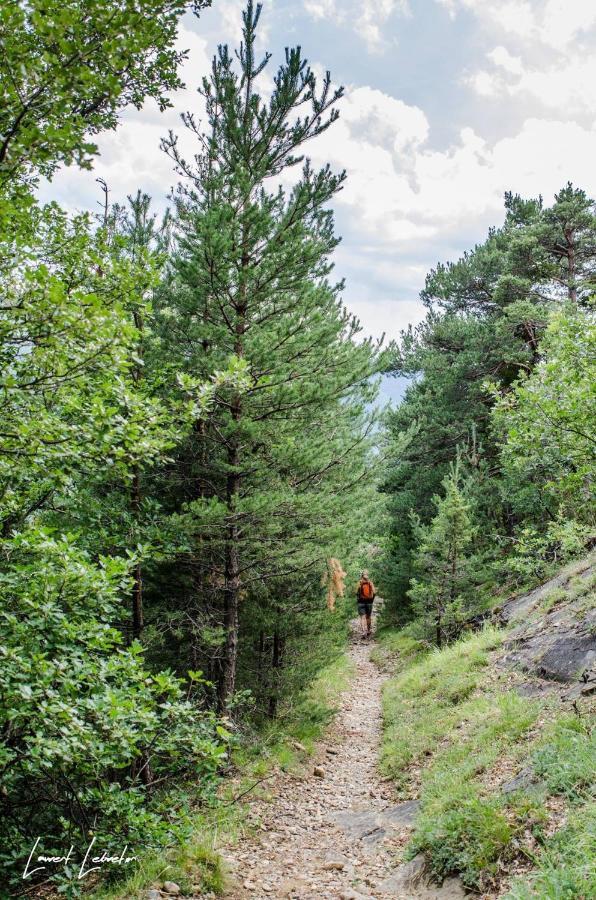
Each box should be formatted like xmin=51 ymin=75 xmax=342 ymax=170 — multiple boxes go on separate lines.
xmin=220 ymin=625 xmax=467 ymax=900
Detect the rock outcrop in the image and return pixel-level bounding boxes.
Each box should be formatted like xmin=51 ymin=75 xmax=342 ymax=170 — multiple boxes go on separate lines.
xmin=496 ymin=551 xmax=596 ymax=686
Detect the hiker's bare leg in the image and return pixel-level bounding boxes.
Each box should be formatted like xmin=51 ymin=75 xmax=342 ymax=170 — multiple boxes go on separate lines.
xmin=365 ymin=612 xmax=372 ymax=636
xmin=360 ymin=613 xmax=367 ymax=635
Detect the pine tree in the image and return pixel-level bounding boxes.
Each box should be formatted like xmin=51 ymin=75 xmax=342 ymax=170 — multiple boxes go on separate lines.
xmin=505 ymin=184 xmax=596 ymax=304
xmin=408 ymin=462 xmax=476 ymax=647
xmin=381 ymin=186 xmax=596 ymax=618
xmin=156 ymin=1 xmax=382 ymax=709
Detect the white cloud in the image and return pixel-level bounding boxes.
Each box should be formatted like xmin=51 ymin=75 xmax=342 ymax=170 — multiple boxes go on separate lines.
xmin=342 ymin=86 xmax=429 ymax=151
xmin=357 ymin=0 xmax=410 ymax=51
xmin=468 ymin=69 xmax=502 ymax=97
xmin=434 ymin=0 xmax=535 ymax=37
xmin=512 ymin=56 xmax=596 ymax=114
xmin=439 ymin=0 xmax=596 ymax=47
xmin=307 ymin=81 xmax=596 ymax=254
xmin=539 ymin=0 xmax=596 ymax=48
xmin=216 ymin=0 xmax=247 ymax=43
xmin=468 ymin=45 xmax=596 ymax=116
xmin=488 ymin=46 xmax=523 ymax=75
xmin=213 ymin=0 xmax=273 ymax=46
xmin=304 ymin=0 xmax=339 ymax=21
xmin=486 ymin=1 xmax=536 ymax=39
xmin=449 ymin=1 xmax=596 ymax=117
xmin=303 ymin=0 xmax=410 ymax=52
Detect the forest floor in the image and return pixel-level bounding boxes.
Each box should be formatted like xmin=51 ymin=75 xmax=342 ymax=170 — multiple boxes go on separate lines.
xmin=218 ymin=622 xmax=467 ymax=900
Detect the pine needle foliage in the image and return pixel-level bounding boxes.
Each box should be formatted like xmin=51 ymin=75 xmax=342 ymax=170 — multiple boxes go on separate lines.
xmin=408 ymin=461 xmax=476 ymax=646
xmin=148 ymin=1 xmax=385 ymax=711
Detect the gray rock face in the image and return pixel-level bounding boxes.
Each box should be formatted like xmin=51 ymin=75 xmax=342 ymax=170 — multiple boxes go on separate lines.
xmin=501 ymin=766 xmax=543 ymax=795
xmin=538 ymin=632 xmax=595 ymax=681
xmin=332 ymin=799 xmax=420 ymax=845
xmin=499 ymin=574 xmax=571 ymax=624
xmin=333 ymin=808 xmax=386 ymax=845
xmin=514 ymin=680 xmax=556 ymax=698
xmin=497 ymin=553 xmax=596 ymax=683
xmin=383 ymin=799 xmax=421 ymax=826
xmin=379 ymin=853 xmax=426 ymax=892
xmin=501 ymin=614 xmax=595 ymax=683
xmin=378 ymin=854 xmax=468 ymax=898
xmin=361 ymin=825 xmax=386 ymax=846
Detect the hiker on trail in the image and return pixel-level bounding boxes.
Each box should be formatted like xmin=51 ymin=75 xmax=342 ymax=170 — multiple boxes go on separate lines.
xmin=357 ymin=571 xmax=376 ymax=638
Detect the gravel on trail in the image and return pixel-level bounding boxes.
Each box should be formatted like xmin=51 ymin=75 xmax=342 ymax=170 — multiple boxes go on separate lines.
xmin=218 ymin=627 xmax=467 ymax=900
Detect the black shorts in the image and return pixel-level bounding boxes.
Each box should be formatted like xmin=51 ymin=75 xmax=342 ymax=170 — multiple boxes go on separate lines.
xmin=357 ymin=600 xmax=373 ymax=616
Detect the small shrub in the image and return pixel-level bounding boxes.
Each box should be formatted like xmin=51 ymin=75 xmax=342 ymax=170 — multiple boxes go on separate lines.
xmin=409 ymin=794 xmax=513 ymax=889
xmin=532 ymin=717 xmax=595 ymax=802
xmin=411 ymin=792 xmax=547 ymax=892
xmin=190 ymin=845 xmax=225 ymax=894
xmin=540 ymin=587 xmax=566 ymax=614
xmin=505 ymin=802 xmax=596 ymax=899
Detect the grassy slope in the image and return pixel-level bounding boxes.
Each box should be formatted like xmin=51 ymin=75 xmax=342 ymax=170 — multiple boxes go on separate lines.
xmin=377 ymin=611 xmax=595 ymax=896
xmin=92 ymin=653 xmax=354 ymax=898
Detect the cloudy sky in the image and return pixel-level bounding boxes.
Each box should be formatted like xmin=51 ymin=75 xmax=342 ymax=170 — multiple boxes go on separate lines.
xmin=40 ymin=0 xmax=596 ymax=348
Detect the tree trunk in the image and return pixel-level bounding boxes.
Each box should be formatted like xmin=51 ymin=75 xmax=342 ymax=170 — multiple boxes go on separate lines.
xmin=268 ymin=629 xmax=284 ymax=719
xmin=218 ymin=556 xmax=239 ymax=712
xmin=566 ymin=227 xmax=577 ymax=303
xmin=131 ymin=305 xmax=144 ymax=641
xmin=256 ymin=629 xmax=265 ymax=687
xmin=218 ymin=512 xmax=240 ymax=710
xmin=218 ymin=222 xmax=248 ymax=709
xmin=218 ymin=413 xmax=242 ymax=711
xmin=450 ymin=547 xmax=457 ymax=598
xmin=131 ymin=468 xmax=143 ymax=640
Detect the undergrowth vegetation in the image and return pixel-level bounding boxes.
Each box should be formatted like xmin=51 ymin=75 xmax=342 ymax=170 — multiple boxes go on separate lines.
xmin=532 ymin=716 xmax=595 ymax=803
xmin=379 ymin=622 xmax=596 ymax=895
xmin=380 ymin=627 xmax=505 ymax=783
xmin=504 ymin=803 xmax=596 ymax=899
xmin=93 ymin=653 xmax=354 ymax=898
xmin=0 ymin=3 xmax=380 ymax=893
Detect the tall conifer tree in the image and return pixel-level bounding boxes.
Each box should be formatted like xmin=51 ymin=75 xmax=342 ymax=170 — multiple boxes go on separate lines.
xmin=158 ymin=1 xmax=383 ymax=708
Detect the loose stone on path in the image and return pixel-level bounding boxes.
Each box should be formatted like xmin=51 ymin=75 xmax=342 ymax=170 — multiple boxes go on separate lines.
xmin=214 ymin=621 xmax=454 ymax=899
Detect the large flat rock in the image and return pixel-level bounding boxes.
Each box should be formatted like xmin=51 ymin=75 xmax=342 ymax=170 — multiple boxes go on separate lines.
xmin=332 ymin=800 xmax=420 ymax=845
xmin=497 ymin=553 xmax=596 ymax=683
xmin=383 ymin=799 xmax=421 ymax=826
xmin=379 ymin=854 xmax=468 ymax=898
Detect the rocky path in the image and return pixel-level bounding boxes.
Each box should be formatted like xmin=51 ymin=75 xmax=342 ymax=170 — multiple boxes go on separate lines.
xmin=220 ymin=628 xmax=466 ymax=900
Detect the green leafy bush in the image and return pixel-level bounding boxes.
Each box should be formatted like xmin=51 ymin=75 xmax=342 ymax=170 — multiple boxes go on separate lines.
xmin=0 ymin=530 xmax=227 ymax=891
xmin=491 ymin=304 xmax=596 ymax=546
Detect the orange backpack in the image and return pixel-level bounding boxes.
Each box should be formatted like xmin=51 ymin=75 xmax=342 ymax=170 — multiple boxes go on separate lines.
xmin=360 ymin=580 xmax=374 ymax=600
